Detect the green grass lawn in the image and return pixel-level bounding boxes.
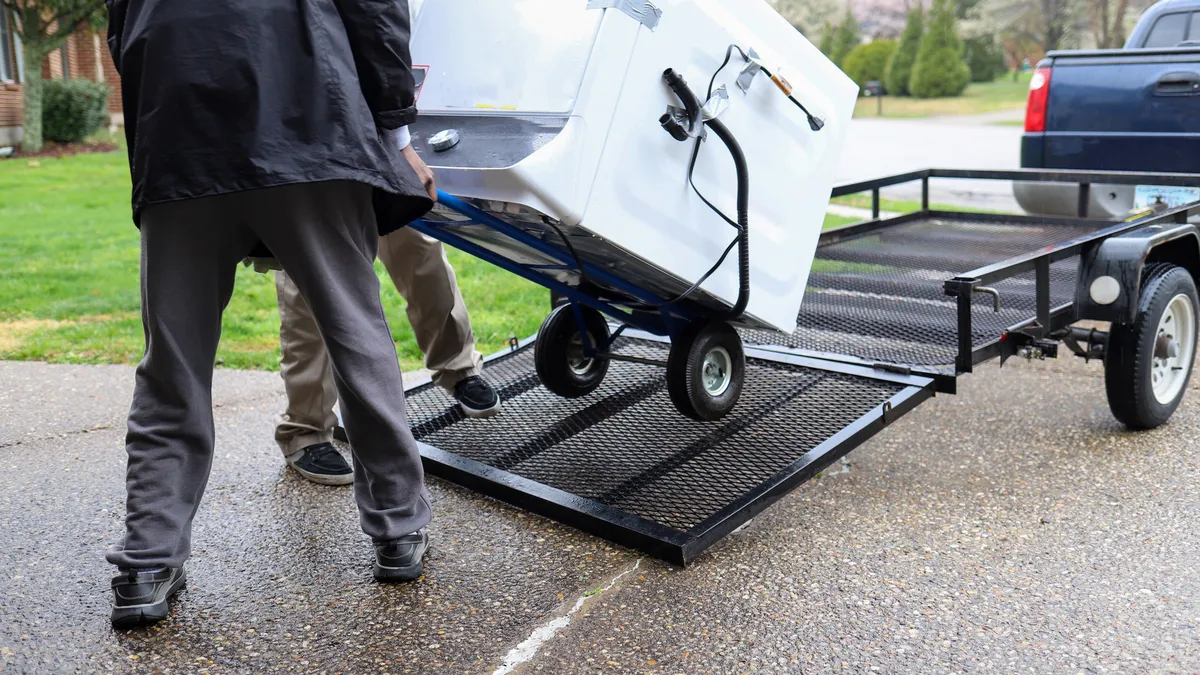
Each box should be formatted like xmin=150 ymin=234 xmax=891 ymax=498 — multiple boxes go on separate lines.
xmin=1 ymin=152 xmax=855 ymax=371
xmin=854 ymin=72 xmax=1033 ymax=119
xmin=0 ymin=152 xmax=546 ymax=371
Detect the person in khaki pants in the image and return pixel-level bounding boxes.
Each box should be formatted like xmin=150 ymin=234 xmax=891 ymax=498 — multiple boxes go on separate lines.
xmin=275 ymin=226 xmax=502 ymax=486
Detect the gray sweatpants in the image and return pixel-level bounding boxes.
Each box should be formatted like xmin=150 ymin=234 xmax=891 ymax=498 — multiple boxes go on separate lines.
xmin=106 ymin=181 xmax=431 ymax=570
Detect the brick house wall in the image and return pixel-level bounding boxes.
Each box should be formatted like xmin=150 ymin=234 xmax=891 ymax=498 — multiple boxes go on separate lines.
xmin=99 ymin=35 xmax=121 ymax=115
xmin=68 ymin=30 xmax=122 ymax=114
xmin=42 ymin=47 xmax=64 ymax=79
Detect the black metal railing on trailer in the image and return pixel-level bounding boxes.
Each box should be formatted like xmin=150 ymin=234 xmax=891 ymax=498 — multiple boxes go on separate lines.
xmin=746 ymin=168 xmax=1200 ymax=381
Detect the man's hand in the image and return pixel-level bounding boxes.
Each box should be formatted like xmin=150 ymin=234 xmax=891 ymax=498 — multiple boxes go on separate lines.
xmin=401 ymin=143 xmax=437 ymax=203
xmin=387 ymin=126 xmax=436 ymax=203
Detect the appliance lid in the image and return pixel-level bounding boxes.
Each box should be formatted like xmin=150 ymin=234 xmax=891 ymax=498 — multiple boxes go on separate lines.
xmin=411 ymin=0 xmax=603 ymax=115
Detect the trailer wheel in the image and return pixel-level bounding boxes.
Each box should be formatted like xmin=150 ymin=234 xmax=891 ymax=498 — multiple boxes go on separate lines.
xmin=667 ymin=322 xmax=746 ymax=421
xmin=535 ymin=304 xmax=610 ymax=398
xmin=1105 ymin=264 xmax=1199 ymax=430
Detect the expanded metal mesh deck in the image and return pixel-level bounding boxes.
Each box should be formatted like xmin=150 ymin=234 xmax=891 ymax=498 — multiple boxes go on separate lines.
xmin=406 ymin=337 xmax=927 ymax=562
xmin=744 ymin=216 xmax=1104 ymax=368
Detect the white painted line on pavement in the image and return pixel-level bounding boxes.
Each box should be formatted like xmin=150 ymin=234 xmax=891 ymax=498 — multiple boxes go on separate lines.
xmin=492 ymin=557 xmax=643 ymax=675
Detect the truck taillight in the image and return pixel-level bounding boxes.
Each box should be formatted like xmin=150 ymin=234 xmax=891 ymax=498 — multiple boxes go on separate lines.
xmin=1025 ymin=67 xmax=1052 ymax=133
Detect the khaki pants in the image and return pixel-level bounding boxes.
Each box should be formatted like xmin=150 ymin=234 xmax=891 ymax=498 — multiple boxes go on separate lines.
xmin=274 ymin=226 xmax=483 ymax=455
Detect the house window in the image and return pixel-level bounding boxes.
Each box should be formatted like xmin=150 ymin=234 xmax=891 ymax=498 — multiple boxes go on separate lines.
xmin=60 ymin=44 xmax=69 ymax=78
xmin=0 ymin=10 xmax=15 ymax=82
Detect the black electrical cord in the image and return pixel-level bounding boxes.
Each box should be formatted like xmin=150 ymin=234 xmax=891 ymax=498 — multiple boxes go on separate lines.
xmin=545 ymin=218 xmax=588 ymax=287
xmin=616 ymin=56 xmax=754 ymax=312
xmin=713 ymin=44 xmax=825 ymax=131
xmin=615 ymin=236 xmax=740 ymax=311
xmin=688 ymin=44 xmax=752 ymax=231
xmin=702 ymin=115 xmax=751 ymax=320
xmin=644 ymin=44 xmax=826 ymax=309
xmin=547 ymin=48 xmax=734 ymax=306
xmin=623 ymin=69 xmax=751 ymax=318
xmin=562 ymin=45 xmax=821 ymax=314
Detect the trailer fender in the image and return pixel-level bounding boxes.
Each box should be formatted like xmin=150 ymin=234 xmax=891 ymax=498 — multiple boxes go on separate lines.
xmin=1076 ymin=222 xmax=1200 ymax=325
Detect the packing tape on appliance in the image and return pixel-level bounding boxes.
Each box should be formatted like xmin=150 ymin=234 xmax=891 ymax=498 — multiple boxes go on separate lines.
xmin=586 ymin=0 xmax=662 ymax=30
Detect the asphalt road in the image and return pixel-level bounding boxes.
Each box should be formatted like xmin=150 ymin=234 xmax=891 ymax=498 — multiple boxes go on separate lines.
xmin=2 ymin=352 xmax=1199 ymax=673
xmin=836 ymin=115 xmax=1024 ymax=212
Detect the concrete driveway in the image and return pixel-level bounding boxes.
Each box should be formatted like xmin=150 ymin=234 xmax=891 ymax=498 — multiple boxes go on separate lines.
xmin=2 ymin=352 xmax=1198 ymax=673
xmin=837 ymin=115 xmax=1024 ymax=212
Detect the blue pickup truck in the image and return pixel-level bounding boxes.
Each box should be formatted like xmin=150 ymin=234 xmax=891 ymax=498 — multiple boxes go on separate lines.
xmin=1016 ymin=0 xmax=1200 ymax=217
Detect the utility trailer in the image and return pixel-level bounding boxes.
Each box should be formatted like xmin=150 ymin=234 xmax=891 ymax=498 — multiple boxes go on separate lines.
xmin=386 ymin=169 xmax=1200 ymax=566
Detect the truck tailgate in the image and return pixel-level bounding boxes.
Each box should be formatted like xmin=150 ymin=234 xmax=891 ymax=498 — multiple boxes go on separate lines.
xmin=1029 ymin=50 xmax=1200 ymax=173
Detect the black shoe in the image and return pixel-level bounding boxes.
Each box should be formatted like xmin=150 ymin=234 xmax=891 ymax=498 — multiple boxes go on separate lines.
xmin=453 ymin=376 xmax=501 ymax=419
xmin=285 ymin=442 xmax=354 ymax=486
xmin=111 ymin=566 xmax=186 ymax=629
xmin=373 ymin=529 xmax=430 ymax=582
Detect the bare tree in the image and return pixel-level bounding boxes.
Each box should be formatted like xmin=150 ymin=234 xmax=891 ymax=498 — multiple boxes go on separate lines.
xmin=1090 ymin=0 xmax=1131 ymax=49
xmin=769 ymin=0 xmax=841 ymax=35
xmin=967 ymin=0 xmax=1078 ymax=54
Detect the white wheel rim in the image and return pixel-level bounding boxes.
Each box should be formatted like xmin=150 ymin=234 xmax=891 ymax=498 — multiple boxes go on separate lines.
xmin=567 ymin=332 xmax=595 ymax=376
xmin=1151 ymin=293 xmax=1195 ymax=405
xmin=701 ymin=347 xmax=733 ymax=397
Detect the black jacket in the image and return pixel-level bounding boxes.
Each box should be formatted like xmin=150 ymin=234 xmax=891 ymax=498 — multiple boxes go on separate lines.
xmin=106 ymin=0 xmax=433 ymax=234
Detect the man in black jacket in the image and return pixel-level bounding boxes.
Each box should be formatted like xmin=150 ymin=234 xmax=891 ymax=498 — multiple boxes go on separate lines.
xmin=104 ymin=0 xmax=436 ymax=629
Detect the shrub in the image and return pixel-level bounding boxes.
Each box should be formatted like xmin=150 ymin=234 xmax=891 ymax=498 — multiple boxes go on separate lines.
xmin=909 ymin=0 xmax=970 ymax=98
xmin=842 ymin=40 xmax=898 ymax=94
xmin=886 ymin=5 xmax=924 ymax=96
xmin=42 ymin=80 xmax=110 ymax=144
xmin=964 ymin=36 xmax=1007 ymax=83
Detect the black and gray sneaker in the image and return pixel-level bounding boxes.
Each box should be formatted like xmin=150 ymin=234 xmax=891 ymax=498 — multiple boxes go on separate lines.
xmin=373 ymin=529 xmax=430 ymax=582
xmin=285 ymin=442 xmax=353 ymax=486
xmin=111 ymin=566 xmax=186 ymax=629
xmin=453 ymin=376 xmax=501 ymax=419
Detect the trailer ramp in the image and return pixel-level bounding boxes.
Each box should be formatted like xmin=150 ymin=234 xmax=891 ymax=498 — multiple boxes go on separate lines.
xmin=403 ymin=334 xmax=932 ymax=565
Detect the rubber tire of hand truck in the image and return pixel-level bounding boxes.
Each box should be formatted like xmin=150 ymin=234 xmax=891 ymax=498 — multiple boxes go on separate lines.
xmin=666 ymin=322 xmax=746 ymax=422
xmin=1104 ymin=263 xmax=1199 ymax=430
xmin=534 ymin=304 xmax=610 ymax=399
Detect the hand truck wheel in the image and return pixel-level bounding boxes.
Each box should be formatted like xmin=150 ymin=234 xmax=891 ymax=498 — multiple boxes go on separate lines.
xmin=1105 ymin=263 xmax=1198 ymax=430
xmin=667 ymin=322 xmax=746 ymax=421
xmin=535 ymin=303 xmax=610 ymax=398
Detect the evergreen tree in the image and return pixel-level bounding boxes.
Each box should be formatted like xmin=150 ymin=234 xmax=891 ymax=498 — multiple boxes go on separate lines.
xmin=829 ymin=8 xmax=860 ymax=68
xmin=963 ymin=35 xmax=1006 ymax=83
xmin=818 ymin=20 xmax=836 ymax=58
xmin=842 ymin=40 xmax=898 ymax=93
xmin=909 ymin=0 xmax=971 ymax=98
xmin=885 ymin=5 xmax=924 ymax=97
